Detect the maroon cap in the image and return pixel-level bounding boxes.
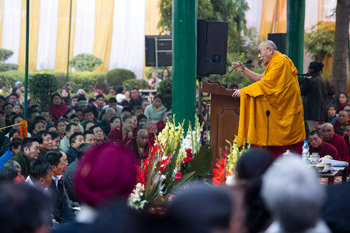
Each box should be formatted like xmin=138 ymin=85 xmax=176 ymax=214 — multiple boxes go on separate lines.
xmin=74 ymin=143 xmax=137 ymax=207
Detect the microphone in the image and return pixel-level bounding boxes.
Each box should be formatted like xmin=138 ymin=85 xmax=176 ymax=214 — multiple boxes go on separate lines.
xmin=266 ymin=110 xmax=270 ymax=149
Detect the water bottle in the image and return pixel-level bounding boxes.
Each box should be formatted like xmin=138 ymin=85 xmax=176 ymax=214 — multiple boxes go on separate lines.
xmin=302 ymin=140 xmax=310 ymax=163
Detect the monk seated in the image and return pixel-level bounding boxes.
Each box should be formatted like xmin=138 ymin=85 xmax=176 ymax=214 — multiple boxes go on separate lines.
xmin=125 ymin=129 xmax=151 ymax=160
xmin=308 ymin=130 xmax=339 ymax=160
xmin=333 ymin=110 xmax=350 ymax=130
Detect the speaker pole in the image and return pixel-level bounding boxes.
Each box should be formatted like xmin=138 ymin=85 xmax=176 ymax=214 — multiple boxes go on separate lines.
xmin=155 ymin=37 xmax=159 ymax=77
xmin=197 ymin=76 xmax=203 ymax=120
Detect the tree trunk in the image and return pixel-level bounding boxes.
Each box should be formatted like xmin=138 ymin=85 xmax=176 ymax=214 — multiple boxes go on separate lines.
xmin=331 ymin=0 xmax=350 ymax=96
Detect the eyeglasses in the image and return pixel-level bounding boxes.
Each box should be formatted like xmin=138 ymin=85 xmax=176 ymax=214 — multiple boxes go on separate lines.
xmin=258 ymin=47 xmax=270 ymax=55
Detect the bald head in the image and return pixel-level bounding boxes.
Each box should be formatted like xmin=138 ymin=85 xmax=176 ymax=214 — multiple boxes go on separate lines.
xmin=320 ymin=123 xmax=334 ymax=141
xmin=259 ymin=40 xmax=278 ymax=51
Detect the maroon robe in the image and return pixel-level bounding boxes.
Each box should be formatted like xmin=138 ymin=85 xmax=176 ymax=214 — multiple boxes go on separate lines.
xmin=309 ymin=141 xmax=339 ymax=160
xmin=107 ymin=127 xmax=131 ymax=146
xmin=125 ymin=138 xmax=151 ymax=160
xmin=325 ymin=133 xmax=350 ymax=162
xmin=48 ymin=104 xmax=68 ymax=122
xmin=156 ymin=120 xmax=166 ymax=133
xmin=333 ymin=120 xmax=350 ymax=130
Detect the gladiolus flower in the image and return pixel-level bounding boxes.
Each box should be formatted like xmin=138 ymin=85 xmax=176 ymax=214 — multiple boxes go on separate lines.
xmin=175 ymin=172 xmax=182 ymax=180
xmin=183 ymin=156 xmax=192 ymax=163
xmin=185 ymin=148 xmax=192 ymax=154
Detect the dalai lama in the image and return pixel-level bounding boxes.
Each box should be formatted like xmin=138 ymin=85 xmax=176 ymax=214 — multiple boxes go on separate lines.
xmin=232 ymin=40 xmax=306 ymax=158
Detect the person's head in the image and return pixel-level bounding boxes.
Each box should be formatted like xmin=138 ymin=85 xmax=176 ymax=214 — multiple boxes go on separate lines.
xmin=162 ymin=111 xmax=172 ymax=123
xmin=46 ymin=125 xmax=56 ymax=133
xmin=1 ymin=161 xmax=21 ymax=182
xmin=235 ymin=148 xmax=273 ymax=181
xmin=146 ymin=121 xmax=158 ymax=135
xmin=51 ymin=93 xmax=62 ymax=106
xmin=0 ymin=95 xmax=5 ymax=108
xmin=96 ymin=94 xmax=105 ymax=107
xmin=40 ymin=110 xmax=51 ymax=123
xmin=133 ymin=105 xmax=143 ymax=116
xmin=168 ymin=184 xmax=234 ymax=233
xmin=131 ymin=88 xmax=140 ymax=100
xmin=131 ymin=115 xmax=137 ymax=129
xmin=90 ymin=125 xmax=104 ymax=141
xmin=120 ymin=99 xmax=129 ymax=108
xmin=153 ymin=95 xmax=163 ymax=109
xmin=69 ymin=114 xmax=80 ymax=125
xmin=335 ymin=128 xmax=345 ymax=137
xmin=327 ymin=105 xmax=336 ymax=118
xmin=61 ymin=88 xmax=70 ymax=98
xmin=137 ymin=114 xmax=147 ymax=128
xmin=63 ymin=108 xmax=76 ymax=119
xmin=77 ymin=99 xmax=89 ymax=110
xmin=122 ymin=115 xmax=134 ymax=132
xmin=58 ymin=150 xmax=68 ymax=172
xmin=262 ymin=156 xmax=325 ymax=233
xmin=12 ymin=114 xmax=23 ymax=130
xmin=77 ymin=143 xmax=91 ymax=161
xmin=0 ymin=183 xmax=52 ymax=233
xmin=71 ymin=95 xmax=79 ymax=107
xmin=74 ymin=143 xmax=137 ymax=207
xmin=320 ymin=123 xmax=334 ymax=141
xmin=76 ymin=108 xmax=84 ymax=121
xmin=89 ymin=97 xmax=97 ymax=107
xmin=8 ymin=93 xmax=18 ymax=105
xmin=13 ymin=104 xmax=22 ymax=115
xmin=3 ymin=103 xmax=13 ymax=115
xmin=120 ymin=107 xmax=132 ymax=119
xmin=83 ymin=120 xmax=95 ymax=131
xmin=49 ymin=132 xmax=60 ymax=150
xmin=343 ymin=104 xmax=350 ymax=113
xmin=35 ymin=131 xmax=53 ymax=152
xmin=66 ymin=123 xmax=81 ymax=139
xmin=21 ymin=138 xmax=40 ymax=161
xmin=110 ymin=116 xmax=121 ymax=130
xmin=162 ymin=68 xmax=170 ymax=79
xmin=338 ymin=110 xmax=349 ymax=124
xmin=30 ymin=160 xmax=53 ymax=188
xmin=45 ymin=151 xmax=64 ymax=176
xmin=308 ymin=130 xmax=323 ymax=148
xmin=257 ymin=40 xmax=277 ymax=66
xmin=308 ymin=61 xmax=324 ymax=75
xmin=83 ymin=109 xmax=95 ymax=121
xmin=55 ymin=119 xmax=66 ymax=135
xmin=108 ymin=98 xmax=118 ymax=110
xmin=28 ymin=110 xmax=40 ymax=124
xmin=103 ymin=108 xmax=116 ymax=122
xmin=0 ymin=111 xmax=5 ymax=124
xmin=31 ymin=120 xmax=45 ymax=135
xmin=83 ymin=130 xmax=96 ymax=145
xmin=70 ymin=132 xmax=84 ymax=149
xmin=9 ymin=129 xmax=20 ymax=141
xmin=9 ymin=138 xmax=22 ymax=155
xmin=108 ymin=87 xmax=116 ymax=96
xmin=136 ymin=129 xmax=149 ymax=148
xmin=339 ymin=92 xmax=348 ymax=105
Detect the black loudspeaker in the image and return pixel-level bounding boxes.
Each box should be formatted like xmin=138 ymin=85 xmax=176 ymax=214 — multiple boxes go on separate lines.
xmin=145 ymin=36 xmax=172 ymax=67
xmin=197 ymin=19 xmax=228 ymax=76
xmin=268 ymin=33 xmax=287 ymax=54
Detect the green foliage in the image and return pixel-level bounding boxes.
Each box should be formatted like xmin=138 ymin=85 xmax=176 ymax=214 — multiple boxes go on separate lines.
xmin=29 ymin=73 xmax=58 ymax=110
xmin=123 ymin=79 xmax=148 ymax=91
xmin=0 ymin=64 xmax=18 ymax=72
xmin=304 ymin=22 xmax=335 ymax=61
xmin=0 ymin=48 xmax=14 ymax=62
xmin=92 ymin=73 xmax=107 ymax=92
xmin=70 ymin=53 xmax=103 ymax=72
xmin=0 ymin=71 xmax=24 ymax=87
xmin=184 ymin=145 xmax=212 ymax=178
xmin=105 ymin=68 xmax=136 ymax=87
xmin=157 ymin=77 xmax=172 ymax=108
xmin=70 ymin=72 xmax=98 ymax=92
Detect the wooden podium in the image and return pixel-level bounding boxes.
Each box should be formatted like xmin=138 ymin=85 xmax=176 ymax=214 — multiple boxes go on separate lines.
xmin=202 ymin=81 xmax=240 ymax=167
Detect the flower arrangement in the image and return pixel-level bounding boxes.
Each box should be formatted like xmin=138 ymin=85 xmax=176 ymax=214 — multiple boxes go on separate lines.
xmin=212 ymin=137 xmax=251 ymax=185
xmin=128 ymin=116 xmax=212 ymax=210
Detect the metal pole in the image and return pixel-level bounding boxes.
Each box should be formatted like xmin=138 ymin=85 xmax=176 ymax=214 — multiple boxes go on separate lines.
xmin=172 ymin=0 xmax=197 ymax=130
xmin=66 ymin=0 xmax=73 ymax=82
xmin=287 ymin=0 xmax=305 ymax=73
xmin=237 ymin=0 xmax=243 ymax=53
xmin=155 ymin=37 xmax=158 ymax=77
xmin=23 ymin=0 xmax=30 ymax=121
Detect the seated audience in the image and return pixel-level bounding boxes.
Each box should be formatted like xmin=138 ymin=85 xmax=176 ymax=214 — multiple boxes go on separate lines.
xmin=50 ymin=132 xmax=61 ymax=150
xmin=262 ymin=156 xmax=330 ymax=233
xmin=126 ymin=129 xmax=151 ymax=160
xmin=333 ymin=110 xmax=350 ymax=130
xmin=320 ymin=123 xmax=349 ymax=162
xmin=60 ymin=123 xmax=81 ymax=152
xmin=90 ymin=125 xmax=105 ymax=144
xmin=109 ymin=116 xmax=121 ymax=132
xmin=0 ymin=138 xmax=22 ymax=171
xmin=48 ymin=94 xmax=69 ymax=122
xmin=97 ymin=108 xmax=116 ymax=135
xmin=308 ymin=130 xmax=339 ymax=159
xmin=156 ymin=111 xmax=172 ymax=132
xmin=83 ymin=130 xmax=96 ymax=146
xmin=66 ymin=132 xmax=85 ymax=164
xmin=108 ymin=115 xmax=135 ymax=146
xmin=27 ymin=160 xmax=53 ymax=189
xmin=144 ymin=95 xmax=167 ymax=122
xmin=36 ymin=131 xmax=54 ymax=160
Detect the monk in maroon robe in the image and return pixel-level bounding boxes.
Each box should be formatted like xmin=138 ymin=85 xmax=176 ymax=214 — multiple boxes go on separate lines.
xmin=308 ymin=130 xmax=339 ymax=160
xmin=320 ymin=123 xmax=350 ymax=162
xmin=107 ymin=116 xmax=136 ymax=146
xmin=333 ymin=110 xmax=350 ymax=130
xmin=125 ymin=129 xmax=151 ymax=160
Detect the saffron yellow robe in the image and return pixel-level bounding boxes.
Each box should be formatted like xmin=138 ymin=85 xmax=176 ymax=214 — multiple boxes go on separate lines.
xmin=237 ymin=51 xmax=306 ymax=146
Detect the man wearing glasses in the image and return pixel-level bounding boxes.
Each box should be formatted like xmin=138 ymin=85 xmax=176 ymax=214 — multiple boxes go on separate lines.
xmin=231 ymin=40 xmax=305 ymax=158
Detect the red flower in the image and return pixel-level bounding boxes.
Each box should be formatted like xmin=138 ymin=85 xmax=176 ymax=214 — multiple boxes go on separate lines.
xmin=183 ymin=156 xmax=192 ymax=163
xmin=188 ymin=153 xmax=193 ymax=158
xmin=185 ymin=148 xmax=192 ymax=154
xmin=175 ymin=172 xmax=182 ymax=180
xmin=180 ymin=163 xmax=184 ymax=167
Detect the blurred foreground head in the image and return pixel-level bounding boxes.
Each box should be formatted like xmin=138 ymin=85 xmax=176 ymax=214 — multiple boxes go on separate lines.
xmin=262 ymin=156 xmax=325 ymax=233
xmin=168 ymin=183 xmax=235 ymax=233
xmin=0 ymin=183 xmax=52 ymax=233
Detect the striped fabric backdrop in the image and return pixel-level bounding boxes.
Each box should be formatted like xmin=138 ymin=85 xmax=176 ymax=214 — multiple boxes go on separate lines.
xmin=0 ymin=0 xmax=160 ymax=79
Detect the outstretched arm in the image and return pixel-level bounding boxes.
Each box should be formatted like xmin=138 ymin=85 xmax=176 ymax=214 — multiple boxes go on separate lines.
xmin=232 ymin=61 xmax=263 ymax=82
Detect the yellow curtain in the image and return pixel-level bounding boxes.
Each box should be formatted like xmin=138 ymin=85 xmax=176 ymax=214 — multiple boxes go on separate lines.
xmin=259 ymin=0 xmax=287 ymax=41
xmin=18 ymin=0 xmax=40 ymax=70
xmin=0 ymin=0 xmax=4 ymax=48
xmin=54 ymin=0 xmax=76 ymax=72
xmin=92 ymin=0 xmax=114 ymax=72
xmin=145 ymin=0 xmax=161 ymax=35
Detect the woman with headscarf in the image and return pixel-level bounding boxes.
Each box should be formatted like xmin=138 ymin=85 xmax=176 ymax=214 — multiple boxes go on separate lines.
xmin=48 ymin=94 xmax=69 ymax=122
